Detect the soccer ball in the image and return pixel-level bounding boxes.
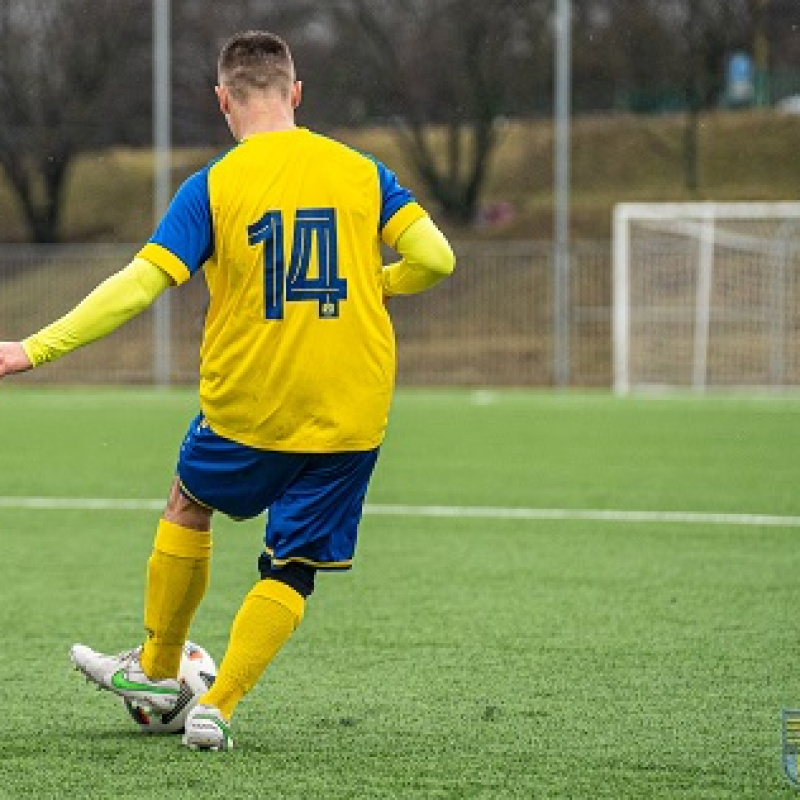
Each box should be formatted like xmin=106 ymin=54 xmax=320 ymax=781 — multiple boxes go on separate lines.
xmin=123 ymin=641 xmax=216 ymax=734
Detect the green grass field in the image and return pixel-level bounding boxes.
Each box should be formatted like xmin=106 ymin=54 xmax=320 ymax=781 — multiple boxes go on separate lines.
xmin=1 ymin=387 xmax=799 ymax=798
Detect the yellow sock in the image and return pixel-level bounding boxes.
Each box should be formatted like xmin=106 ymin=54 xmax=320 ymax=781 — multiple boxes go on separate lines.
xmin=140 ymin=519 xmax=211 ymax=679
xmin=200 ymin=579 xmax=305 ymax=720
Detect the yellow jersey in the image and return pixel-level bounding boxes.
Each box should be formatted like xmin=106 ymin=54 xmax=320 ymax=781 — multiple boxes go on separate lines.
xmin=139 ymin=128 xmax=425 ymax=452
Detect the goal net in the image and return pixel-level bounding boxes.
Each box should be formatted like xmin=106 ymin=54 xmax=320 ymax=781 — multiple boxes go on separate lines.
xmin=613 ymin=202 xmax=800 ymax=393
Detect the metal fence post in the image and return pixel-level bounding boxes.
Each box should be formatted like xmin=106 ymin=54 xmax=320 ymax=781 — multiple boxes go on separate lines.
xmin=553 ymin=0 xmax=571 ymax=387
xmin=153 ymin=0 xmax=172 ymax=386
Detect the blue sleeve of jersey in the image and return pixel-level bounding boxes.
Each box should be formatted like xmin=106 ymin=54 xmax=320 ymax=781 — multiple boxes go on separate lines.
xmin=148 ymin=169 xmax=214 ymax=274
xmin=374 ymin=160 xmax=416 ymax=229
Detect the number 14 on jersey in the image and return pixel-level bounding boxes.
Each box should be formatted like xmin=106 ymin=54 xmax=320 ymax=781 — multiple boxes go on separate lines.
xmin=247 ymin=207 xmax=347 ymax=319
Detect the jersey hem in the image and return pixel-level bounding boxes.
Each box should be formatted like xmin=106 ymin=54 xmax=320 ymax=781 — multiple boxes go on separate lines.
xmin=205 ymin=416 xmax=385 ymax=454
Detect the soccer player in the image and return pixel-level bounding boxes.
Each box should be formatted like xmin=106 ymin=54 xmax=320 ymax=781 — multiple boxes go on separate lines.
xmin=0 ymin=30 xmax=454 ymax=751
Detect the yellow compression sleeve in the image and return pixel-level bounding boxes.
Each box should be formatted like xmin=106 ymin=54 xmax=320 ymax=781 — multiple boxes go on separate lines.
xmin=381 ymin=215 xmax=455 ymax=297
xmin=21 ymin=257 xmax=172 ymax=367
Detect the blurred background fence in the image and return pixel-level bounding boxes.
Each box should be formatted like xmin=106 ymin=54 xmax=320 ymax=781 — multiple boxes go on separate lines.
xmin=0 ymin=241 xmax=611 ymax=388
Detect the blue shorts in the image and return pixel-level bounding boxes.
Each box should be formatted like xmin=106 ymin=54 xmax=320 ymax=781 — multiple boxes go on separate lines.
xmin=176 ymin=414 xmax=379 ymax=570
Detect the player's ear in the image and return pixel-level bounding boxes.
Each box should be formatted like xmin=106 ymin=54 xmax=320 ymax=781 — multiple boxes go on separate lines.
xmin=215 ymin=85 xmax=231 ymax=115
xmin=290 ymin=80 xmax=302 ymax=109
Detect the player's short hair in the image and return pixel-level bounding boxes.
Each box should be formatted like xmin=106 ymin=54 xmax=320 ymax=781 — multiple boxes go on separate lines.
xmin=217 ymin=30 xmax=296 ymax=102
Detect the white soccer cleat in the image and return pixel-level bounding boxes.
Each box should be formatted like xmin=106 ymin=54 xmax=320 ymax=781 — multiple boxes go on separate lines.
xmin=69 ymin=644 xmax=181 ymax=714
xmin=182 ymin=703 xmax=234 ymax=751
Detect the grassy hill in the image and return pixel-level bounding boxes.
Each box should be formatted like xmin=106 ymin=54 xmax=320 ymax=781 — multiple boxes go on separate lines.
xmin=0 ymin=109 xmax=798 ymax=244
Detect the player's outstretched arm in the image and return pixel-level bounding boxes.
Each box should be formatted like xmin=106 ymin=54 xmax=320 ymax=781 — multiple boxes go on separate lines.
xmin=381 ymin=216 xmax=455 ymax=298
xmin=5 ymin=257 xmax=171 ymax=376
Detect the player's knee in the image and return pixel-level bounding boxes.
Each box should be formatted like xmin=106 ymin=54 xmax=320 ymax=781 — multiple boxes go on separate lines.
xmin=163 ymin=477 xmax=213 ymax=531
xmin=258 ymin=552 xmax=316 ymax=598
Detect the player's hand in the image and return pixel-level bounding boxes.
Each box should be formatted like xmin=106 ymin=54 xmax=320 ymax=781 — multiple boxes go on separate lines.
xmin=0 ymin=342 xmax=32 ymax=379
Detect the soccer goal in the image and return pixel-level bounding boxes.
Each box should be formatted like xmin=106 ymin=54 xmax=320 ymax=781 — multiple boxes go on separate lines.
xmin=613 ymin=202 xmax=800 ymax=394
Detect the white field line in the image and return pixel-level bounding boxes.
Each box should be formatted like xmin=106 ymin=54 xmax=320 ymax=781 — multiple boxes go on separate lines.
xmin=1 ymin=496 xmax=799 ymax=527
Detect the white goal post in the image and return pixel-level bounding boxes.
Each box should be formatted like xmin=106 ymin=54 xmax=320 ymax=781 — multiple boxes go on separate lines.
xmin=613 ymin=202 xmax=800 ymax=394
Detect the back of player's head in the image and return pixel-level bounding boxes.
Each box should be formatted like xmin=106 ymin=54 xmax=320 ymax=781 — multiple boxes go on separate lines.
xmin=218 ymin=30 xmax=296 ymax=103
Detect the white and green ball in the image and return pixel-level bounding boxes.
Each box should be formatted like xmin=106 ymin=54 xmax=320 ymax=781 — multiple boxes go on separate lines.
xmin=123 ymin=641 xmax=216 ymax=734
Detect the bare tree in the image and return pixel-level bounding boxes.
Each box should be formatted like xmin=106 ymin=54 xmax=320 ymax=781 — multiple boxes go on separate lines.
xmin=668 ymin=0 xmax=753 ymax=190
xmin=603 ymin=0 xmax=754 ymax=190
xmin=0 ymin=0 xmax=150 ymax=242
xmin=331 ymin=0 xmax=546 ymax=225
